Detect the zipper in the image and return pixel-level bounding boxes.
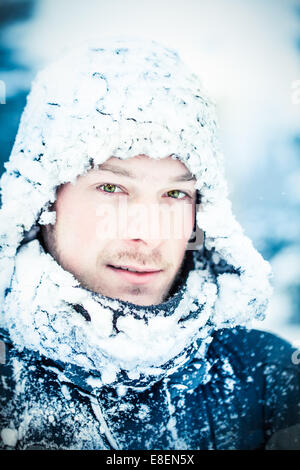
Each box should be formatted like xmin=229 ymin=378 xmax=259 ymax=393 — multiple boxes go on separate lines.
xmin=89 ymin=395 xmax=120 ymax=450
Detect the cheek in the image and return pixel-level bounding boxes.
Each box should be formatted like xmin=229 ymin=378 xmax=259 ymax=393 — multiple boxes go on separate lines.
xmin=163 ymin=204 xmax=194 ymax=263
xmin=167 ymin=237 xmax=190 ymax=264
xmin=55 ymin=192 xmax=100 ymax=250
xmin=167 ymin=202 xmax=195 ymax=241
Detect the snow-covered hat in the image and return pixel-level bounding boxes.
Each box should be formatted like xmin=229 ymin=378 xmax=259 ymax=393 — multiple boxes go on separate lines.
xmin=0 ymin=35 xmax=272 ymax=329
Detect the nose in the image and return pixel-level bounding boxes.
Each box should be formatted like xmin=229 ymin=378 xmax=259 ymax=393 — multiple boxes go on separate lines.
xmin=118 ymin=198 xmax=165 ymax=250
xmin=123 ymin=237 xmax=162 ymax=252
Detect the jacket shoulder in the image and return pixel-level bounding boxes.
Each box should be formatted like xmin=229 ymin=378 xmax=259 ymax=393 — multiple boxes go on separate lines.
xmin=210 ymin=326 xmax=299 ymax=371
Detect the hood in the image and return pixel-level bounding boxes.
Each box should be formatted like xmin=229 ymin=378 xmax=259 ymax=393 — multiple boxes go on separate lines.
xmin=0 ymin=35 xmax=273 ymax=391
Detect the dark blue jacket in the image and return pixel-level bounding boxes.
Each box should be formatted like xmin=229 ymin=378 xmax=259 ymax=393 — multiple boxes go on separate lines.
xmin=0 ymin=326 xmax=299 ymax=450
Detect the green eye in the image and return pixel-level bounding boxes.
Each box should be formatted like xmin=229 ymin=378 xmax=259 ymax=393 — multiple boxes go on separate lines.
xmin=167 ymin=190 xmax=186 ymax=199
xmin=100 ymin=184 xmax=119 ymax=193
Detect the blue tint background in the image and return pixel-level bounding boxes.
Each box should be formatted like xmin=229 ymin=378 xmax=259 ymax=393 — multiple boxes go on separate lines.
xmin=0 ymin=0 xmax=299 ymax=343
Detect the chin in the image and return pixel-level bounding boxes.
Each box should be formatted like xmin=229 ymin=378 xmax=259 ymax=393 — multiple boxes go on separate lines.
xmin=113 ymin=290 xmax=164 ymax=306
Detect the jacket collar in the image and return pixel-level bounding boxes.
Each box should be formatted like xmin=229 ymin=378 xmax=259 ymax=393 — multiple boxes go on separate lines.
xmin=3 ymin=237 xmax=217 ymax=392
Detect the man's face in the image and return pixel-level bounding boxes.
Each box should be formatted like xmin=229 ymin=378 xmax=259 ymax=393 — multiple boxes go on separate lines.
xmin=41 ymin=154 xmax=196 ymax=306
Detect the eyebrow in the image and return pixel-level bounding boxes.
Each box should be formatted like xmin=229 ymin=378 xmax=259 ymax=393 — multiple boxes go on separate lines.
xmin=94 ymin=164 xmax=195 ymax=182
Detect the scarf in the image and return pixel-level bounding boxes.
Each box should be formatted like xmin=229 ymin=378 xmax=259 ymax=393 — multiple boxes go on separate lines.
xmin=3 ymin=237 xmax=218 ymax=391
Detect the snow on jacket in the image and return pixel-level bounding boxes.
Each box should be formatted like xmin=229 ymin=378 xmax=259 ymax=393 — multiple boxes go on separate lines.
xmin=1 ymin=324 xmax=300 ymax=450
xmin=0 ymin=35 xmax=299 ymax=449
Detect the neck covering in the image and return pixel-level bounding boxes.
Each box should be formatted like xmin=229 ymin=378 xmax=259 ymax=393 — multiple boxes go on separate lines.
xmin=3 ymin=237 xmax=217 ymax=391
xmin=0 ymin=35 xmax=273 ymax=391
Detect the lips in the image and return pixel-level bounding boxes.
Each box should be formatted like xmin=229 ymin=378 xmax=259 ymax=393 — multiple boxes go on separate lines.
xmin=108 ymin=264 xmax=161 ymax=273
xmin=106 ymin=264 xmax=163 ymax=284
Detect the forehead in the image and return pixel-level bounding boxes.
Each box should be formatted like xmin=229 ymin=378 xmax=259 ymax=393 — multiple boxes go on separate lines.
xmin=87 ymin=154 xmax=194 ymax=182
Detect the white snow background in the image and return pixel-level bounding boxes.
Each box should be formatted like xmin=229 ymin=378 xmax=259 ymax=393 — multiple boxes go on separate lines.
xmin=1 ymin=0 xmax=300 ymax=344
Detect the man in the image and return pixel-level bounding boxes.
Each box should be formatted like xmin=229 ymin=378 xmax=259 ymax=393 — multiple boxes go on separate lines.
xmin=0 ymin=36 xmax=299 ymax=450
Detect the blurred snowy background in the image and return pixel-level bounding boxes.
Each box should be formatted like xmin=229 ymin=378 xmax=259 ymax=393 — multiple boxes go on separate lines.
xmin=0 ymin=0 xmax=299 ymax=344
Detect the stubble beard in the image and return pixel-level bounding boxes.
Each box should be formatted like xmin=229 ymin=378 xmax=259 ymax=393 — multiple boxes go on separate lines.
xmin=39 ymin=224 xmax=188 ymax=305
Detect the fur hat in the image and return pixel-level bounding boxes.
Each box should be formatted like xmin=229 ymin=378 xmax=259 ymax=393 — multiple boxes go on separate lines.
xmin=0 ymin=35 xmax=273 ymax=329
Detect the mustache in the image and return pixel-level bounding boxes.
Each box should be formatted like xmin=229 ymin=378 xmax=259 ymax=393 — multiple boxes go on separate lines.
xmin=104 ymin=250 xmax=171 ymax=269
